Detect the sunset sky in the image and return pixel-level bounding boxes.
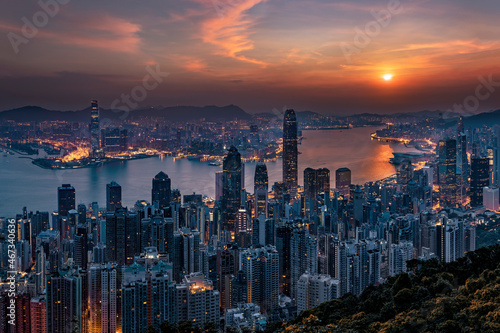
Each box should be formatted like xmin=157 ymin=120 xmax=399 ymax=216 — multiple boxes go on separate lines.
xmin=1 ymin=0 xmax=500 ymax=115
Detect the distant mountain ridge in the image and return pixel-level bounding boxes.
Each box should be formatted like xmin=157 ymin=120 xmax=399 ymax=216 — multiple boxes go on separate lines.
xmin=0 ymin=105 xmax=252 ymax=122
xmin=1 ymin=105 xmax=500 ymax=126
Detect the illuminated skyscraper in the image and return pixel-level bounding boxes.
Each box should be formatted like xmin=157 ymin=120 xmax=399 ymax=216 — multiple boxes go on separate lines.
xmin=304 ymin=167 xmax=330 ymax=200
xmin=283 ymin=109 xmax=298 ymax=196
xmin=291 ymin=228 xmax=317 ymax=301
xmin=30 ymin=296 xmax=47 ymax=333
xmin=276 ymin=224 xmax=292 ymax=295
xmin=222 ymin=146 xmax=242 ymax=233
xmin=335 ymin=168 xmax=351 ymax=198
xmin=46 ymin=270 xmax=83 ymax=333
xmin=176 ymin=272 xmax=220 ymax=326
xmin=152 ymin=171 xmax=171 ymax=209
xmin=106 ymin=181 xmax=122 ymax=211
xmin=240 ymin=245 xmax=279 ymax=313
xmin=105 ymin=207 xmax=139 ymax=265
xmin=90 ymin=100 xmax=100 ymax=154
xmin=456 ymin=117 xmax=468 ymax=203
xmin=254 ymin=162 xmax=269 ymax=218
xmin=438 ymin=139 xmax=457 ymax=207
xmin=58 ymin=184 xmax=75 ymax=216
xmin=470 ymin=157 xmax=489 ymax=207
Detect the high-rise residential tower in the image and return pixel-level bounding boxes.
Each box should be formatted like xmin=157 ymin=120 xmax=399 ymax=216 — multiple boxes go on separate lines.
xmin=283 ymin=109 xmax=298 ymax=196
xmin=240 ymin=245 xmax=279 ymax=313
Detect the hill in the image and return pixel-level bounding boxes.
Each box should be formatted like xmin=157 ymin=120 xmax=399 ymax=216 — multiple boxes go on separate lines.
xmin=464 ymin=109 xmax=500 ymax=128
xmin=0 ymin=105 xmax=252 ymax=122
xmin=269 ymin=245 xmax=500 ymax=333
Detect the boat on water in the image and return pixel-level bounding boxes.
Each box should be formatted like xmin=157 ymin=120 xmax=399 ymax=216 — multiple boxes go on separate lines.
xmin=208 ymin=161 xmax=221 ymax=166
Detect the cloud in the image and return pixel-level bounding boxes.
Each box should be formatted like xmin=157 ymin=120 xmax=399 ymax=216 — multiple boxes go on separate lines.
xmin=199 ymin=0 xmax=268 ymax=65
xmin=54 ymin=14 xmax=143 ymax=53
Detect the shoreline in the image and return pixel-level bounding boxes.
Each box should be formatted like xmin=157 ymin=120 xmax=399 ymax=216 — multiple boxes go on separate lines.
xmin=32 ymin=153 xmax=155 ymax=170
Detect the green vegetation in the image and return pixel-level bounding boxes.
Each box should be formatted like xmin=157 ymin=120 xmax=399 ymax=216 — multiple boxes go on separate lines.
xmin=476 ymin=217 xmax=500 ymax=249
xmin=272 ymin=245 xmax=500 ymax=333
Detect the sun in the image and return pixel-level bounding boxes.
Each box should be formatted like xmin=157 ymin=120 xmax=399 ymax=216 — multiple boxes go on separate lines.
xmin=383 ymin=74 xmax=393 ymax=81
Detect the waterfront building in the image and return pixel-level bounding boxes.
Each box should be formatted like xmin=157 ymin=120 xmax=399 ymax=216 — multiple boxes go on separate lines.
xmin=58 ymin=184 xmax=75 ymax=216
xmin=106 ymin=181 xmax=122 ymax=212
xmin=152 ymin=171 xmax=171 ymax=209
xmin=335 ymin=168 xmax=351 ymax=198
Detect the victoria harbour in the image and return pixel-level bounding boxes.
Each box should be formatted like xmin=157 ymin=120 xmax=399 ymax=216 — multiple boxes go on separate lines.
xmin=0 ymin=127 xmax=415 ymax=217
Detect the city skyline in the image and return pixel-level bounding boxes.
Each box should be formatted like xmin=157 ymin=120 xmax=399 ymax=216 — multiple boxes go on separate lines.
xmin=1 ymin=0 xmax=500 ymax=114
xmin=2 ymin=2 xmax=500 ymax=332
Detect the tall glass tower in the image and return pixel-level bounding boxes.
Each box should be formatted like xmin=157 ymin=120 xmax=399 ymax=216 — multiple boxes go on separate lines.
xmin=90 ymin=100 xmax=100 ymax=154
xmin=222 ymin=146 xmax=242 ymax=233
xmin=283 ymin=109 xmax=298 ymax=196
xmin=438 ymin=139 xmax=457 ymax=207
xmin=152 ymin=171 xmax=171 ymax=209
xmin=254 ymin=162 xmax=268 ymax=218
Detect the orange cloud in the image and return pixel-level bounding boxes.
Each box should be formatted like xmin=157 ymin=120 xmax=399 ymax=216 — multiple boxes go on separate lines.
xmin=199 ymin=0 xmax=268 ymax=65
xmin=59 ymin=15 xmax=142 ymax=53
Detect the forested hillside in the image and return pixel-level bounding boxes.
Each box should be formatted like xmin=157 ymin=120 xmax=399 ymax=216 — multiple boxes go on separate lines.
xmin=269 ymin=245 xmax=500 ymax=333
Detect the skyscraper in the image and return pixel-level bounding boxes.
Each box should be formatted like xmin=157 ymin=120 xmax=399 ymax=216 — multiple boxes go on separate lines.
xmin=105 ymin=207 xmax=139 ymax=265
xmin=46 ymin=270 xmax=83 ymax=333
xmin=222 ymin=146 xmax=242 ymax=233
xmin=240 ymin=245 xmax=279 ymax=313
xmin=215 ymin=171 xmax=224 ymax=201
xmin=304 ymin=168 xmax=330 ymax=200
xmin=438 ymin=139 xmax=457 ymax=207
xmin=254 ymin=162 xmax=269 ymax=218
xmin=291 ymin=228 xmax=317 ymax=301
xmin=283 ymin=109 xmax=298 ymax=196
xmin=89 ymin=263 xmax=119 ymax=333
xmin=58 ymin=184 xmax=75 ymax=216
xmin=152 ymin=171 xmax=171 ymax=209
xmin=483 ymin=187 xmax=499 ymax=211
xmin=297 ymin=273 xmax=340 ymax=313
xmin=335 ymin=168 xmax=351 ymax=198
xmin=90 ymin=100 xmax=100 ymax=154
xmin=456 ymin=118 xmax=468 ymax=203
xmin=470 ymin=157 xmax=489 ymax=207
xmin=106 ymin=181 xmax=122 ymax=211
xmin=30 ymin=296 xmax=47 ymax=333
xmin=176 ymin=272 xmax=220 ymax=326
xmin=276 ymin=224 xmax=292 ymax=295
